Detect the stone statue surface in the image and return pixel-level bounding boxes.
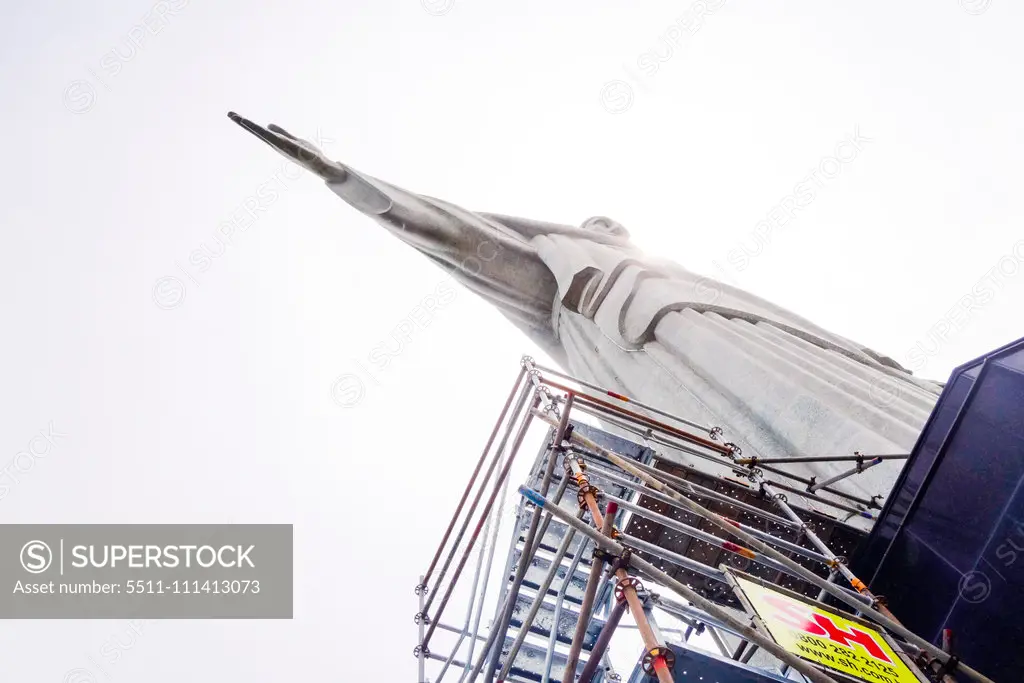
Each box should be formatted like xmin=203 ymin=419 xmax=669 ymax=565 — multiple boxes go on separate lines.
xmin=229 ymin=112 xmax=941 ymax=528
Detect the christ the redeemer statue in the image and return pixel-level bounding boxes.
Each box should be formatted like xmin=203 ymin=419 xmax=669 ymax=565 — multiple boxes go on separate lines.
xmin=228 ymin=112 xmax=940 ymax=526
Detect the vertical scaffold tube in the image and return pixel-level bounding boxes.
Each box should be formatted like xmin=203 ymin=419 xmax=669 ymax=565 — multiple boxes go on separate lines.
xmin=560 ymin=505 xmax=617 ymax=683
xmin=567 ymin=456 xmax=605 ymax=529
xmin=577 ymin=599 xmax=628 ymax=683
xmin=482 ymin=393 xmax=575 ymax=682
xmin=459 ymin=507 xmax=509 ymax=683
xmin=417 ymin=574 xmax=427 ymax=683
xmin=440 ymin=478 xmax=505 ymax=683
xmin=422 ymin=366 xmax=526 ymax=588
xmin=542 ymin=534 xmax=589 ymax=683
xmin=422 ymin=389 xmax=540 ymax=650
xmin=612 ymin=561 xmax=674 ymax=683
xmin=422 ymin=374 xmax=533 ymax=615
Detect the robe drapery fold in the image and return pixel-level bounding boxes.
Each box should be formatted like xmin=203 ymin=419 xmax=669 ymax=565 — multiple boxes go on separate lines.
xmin=530 ymin=233 xmax=940 ymax=529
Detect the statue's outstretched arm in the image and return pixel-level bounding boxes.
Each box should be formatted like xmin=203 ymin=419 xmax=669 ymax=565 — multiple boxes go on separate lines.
xmin=229 ymin=111 xmax=402 ymax=218
xmin=227 ymin=112 xmax=496 ymax=255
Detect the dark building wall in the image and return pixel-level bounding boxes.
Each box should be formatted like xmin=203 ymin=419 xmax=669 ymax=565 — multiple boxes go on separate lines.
xmin=854 ymin=336 xmax=1024 ymax=682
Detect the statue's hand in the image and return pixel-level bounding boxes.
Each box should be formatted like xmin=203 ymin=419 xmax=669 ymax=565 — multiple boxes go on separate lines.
xmin=231 ymin=111 xmax=398 ymax=217
xmin=228 ymin=112 xmax=348 ymax=182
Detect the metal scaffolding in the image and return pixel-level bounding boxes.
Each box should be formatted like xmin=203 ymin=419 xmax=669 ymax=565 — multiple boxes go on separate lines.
xmin=413 ymin=357 xmax=992 ymax=683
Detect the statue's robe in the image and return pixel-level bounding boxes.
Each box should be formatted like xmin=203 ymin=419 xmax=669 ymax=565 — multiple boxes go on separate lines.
xmin=524 ymin=232 xmax=940 ymax=526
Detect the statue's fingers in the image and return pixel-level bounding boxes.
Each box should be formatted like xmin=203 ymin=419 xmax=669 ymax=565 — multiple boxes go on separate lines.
xmin=268 ymin=123 xmax=325 ymax=165
xmin=229 ymin=110 xmax=349 ymax=182
xmin=227 ymin=111 xmax=271 ymax=138
xmin=227 ymin=112 xmax=301 ymax=155
xmin=267 ymin=123 xmax=298 ymax=140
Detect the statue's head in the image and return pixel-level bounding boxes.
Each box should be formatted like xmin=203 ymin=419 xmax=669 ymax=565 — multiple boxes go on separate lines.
xmin=581 ymin=216 xmax=630 ymax=239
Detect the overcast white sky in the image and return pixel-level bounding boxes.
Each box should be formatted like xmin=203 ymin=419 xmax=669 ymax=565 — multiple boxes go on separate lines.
xmin=2 ymin=1 xmax=1023 ymax=681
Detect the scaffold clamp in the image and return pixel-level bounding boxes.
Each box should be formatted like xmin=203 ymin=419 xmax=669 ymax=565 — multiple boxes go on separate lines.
xmin=641 ymin=646 xmax=676 ymax=675
xmin=550 ymin=424 xmax=574 ymax=452
xmin=414 ymin=583 xmax=428 ymax=596
xmin=611 ymin=548 xmax=633 ymax=574
xmin=935 ymin=654 xmax=960 ymax=677
xmin=413 ymin=644 xmax=431 ymax=659
xmin=563 ymin=422 xmax=575 ymax=441
xmin=414 ymin=611 xmax=431 ymax=625
xmin=577 ymin=483 xmax=601 ymax=509
xmin=563 ymin=455 xmax=586 ymax=475
xmin=614 ymin=576 xmax=646 ymax=604
xmin=709 ymin=426 xmax=723 ymax=441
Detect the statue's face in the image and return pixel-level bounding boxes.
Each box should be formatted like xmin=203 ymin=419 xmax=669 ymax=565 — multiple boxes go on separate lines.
xmin=581 ymin=216 xmax=630 ymax=239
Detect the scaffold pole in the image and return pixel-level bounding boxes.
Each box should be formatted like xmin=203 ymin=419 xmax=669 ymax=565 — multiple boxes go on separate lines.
xmin=530 ymin=360 xmax=714 ymax=434
xmin=417 ymin=574 xmax=427 ymax=683
xmin=436 ymin=477 xmax=505 ymax=683
xmin=422 ymin=375 xmax=534 ymax=614
xmin=577 ymin=599 xmax=628 ymax=683
xmin=560 ymin=503 xmax=618 ymax=683
xmin=422 ymin=366 xmax=527 ymax=588
xmin=735 ymin=453 xmax=909 ymax=465
xmin=421 ymin=388 xmax=540 ymax=650
xmin=483 ymin=392 xmax=575 ymax=683
xmin=808 ymin=456 xmax=885 ymax=493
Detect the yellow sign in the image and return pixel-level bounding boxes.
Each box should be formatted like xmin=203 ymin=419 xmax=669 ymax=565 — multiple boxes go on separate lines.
xmin=734 ymin=575 xmax=921 ymax=683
